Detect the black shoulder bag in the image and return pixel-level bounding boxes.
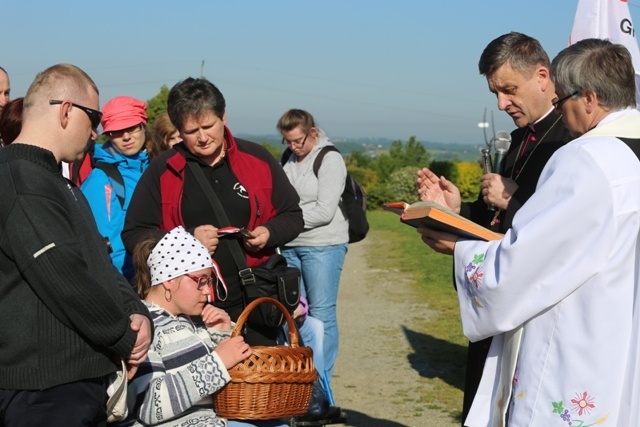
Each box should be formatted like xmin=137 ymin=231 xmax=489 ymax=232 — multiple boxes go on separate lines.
xmin=188 ymin=162 xmax=300 ymax=327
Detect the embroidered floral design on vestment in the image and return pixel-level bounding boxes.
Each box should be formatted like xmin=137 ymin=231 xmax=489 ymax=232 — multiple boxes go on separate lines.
xmin=571 ymin=392 xmax=595 ymax=416
xmin=552 ymin=391 xmax=607 ymax=426
xmin=470 ymin=269 xmax=484 ymax=288
xmin=464 ymin=253 xmax=485 ymax=307
xmin=511 ymin=367 xmax=525 ymax=402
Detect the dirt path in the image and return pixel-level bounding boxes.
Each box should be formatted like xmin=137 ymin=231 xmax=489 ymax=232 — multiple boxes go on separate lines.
xmin=330 ymin=233 xmax=460 ymax=427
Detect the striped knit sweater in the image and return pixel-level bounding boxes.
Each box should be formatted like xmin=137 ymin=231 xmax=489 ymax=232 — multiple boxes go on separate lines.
xmin=117 ymin=302 xmax=232 ymax=427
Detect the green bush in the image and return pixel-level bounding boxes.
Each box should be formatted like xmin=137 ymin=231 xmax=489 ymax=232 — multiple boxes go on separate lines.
xmin=386 ymin=166 xmax=422 ymax=204
xmin=429 ymin=160 xmax=459 ymax=183
xmin=366 ymin=182 xmax=397 ymax=210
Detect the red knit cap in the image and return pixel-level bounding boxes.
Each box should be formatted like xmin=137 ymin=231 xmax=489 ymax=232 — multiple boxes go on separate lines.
xmin=101 ymin=96 xmax=147 ymax=133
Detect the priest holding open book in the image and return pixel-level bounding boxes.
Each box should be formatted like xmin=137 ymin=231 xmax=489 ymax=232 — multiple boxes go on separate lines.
xmin=420 ymin=39 xmax=640 ymax=426
xmin=417 ymin=32 xmax=573 ymax=426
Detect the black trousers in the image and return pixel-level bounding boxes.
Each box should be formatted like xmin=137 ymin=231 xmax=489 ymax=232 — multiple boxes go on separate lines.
xmin=0 ymin=377 xmax=108 ymax=427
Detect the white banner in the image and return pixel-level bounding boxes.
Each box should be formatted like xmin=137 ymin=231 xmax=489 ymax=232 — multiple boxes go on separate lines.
xmin=570 ymin=0 xmax=640 ymax=105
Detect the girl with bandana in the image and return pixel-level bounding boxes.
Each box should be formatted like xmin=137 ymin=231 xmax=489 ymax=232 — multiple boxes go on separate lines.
xmin=118 ymin=226 xmax=253 ymax=426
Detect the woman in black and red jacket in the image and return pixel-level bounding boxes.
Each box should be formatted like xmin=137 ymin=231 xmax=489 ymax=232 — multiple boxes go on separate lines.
xmin=122 ymin=77 xmax=303 ymax=346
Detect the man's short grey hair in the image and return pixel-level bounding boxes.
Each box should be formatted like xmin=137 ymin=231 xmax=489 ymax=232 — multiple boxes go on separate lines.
xmin=551 ymin=38 xmax=636 ymax=110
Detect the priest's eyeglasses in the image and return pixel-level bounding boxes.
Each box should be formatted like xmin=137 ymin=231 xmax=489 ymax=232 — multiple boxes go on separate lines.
xmin=552 ymin=91 xmax=579 ymax=111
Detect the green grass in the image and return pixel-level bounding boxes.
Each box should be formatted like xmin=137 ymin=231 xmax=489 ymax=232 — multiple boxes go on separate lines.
xmin=366 ymin=210 xmax=467 ymax=418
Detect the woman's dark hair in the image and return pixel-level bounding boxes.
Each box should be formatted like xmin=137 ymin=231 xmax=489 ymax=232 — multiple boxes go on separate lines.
xmin=167 ymin=78 xmax=226 ymax=130
xmin=0 ymin=97 xmax=23 ymax=145
xmin=148 ymin=111 xmax=178 ymax=158
xmin=133 ymin=235 xmax=161 ymax=299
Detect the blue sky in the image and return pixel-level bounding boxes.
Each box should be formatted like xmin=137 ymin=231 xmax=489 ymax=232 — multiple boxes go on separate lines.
xmin=4 ymin=1 xmax=640 ymax=144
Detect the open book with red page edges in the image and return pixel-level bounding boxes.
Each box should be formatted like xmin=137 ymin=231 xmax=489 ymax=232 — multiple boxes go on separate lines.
xmin=383 ymin=200 xmax=502 ymax=241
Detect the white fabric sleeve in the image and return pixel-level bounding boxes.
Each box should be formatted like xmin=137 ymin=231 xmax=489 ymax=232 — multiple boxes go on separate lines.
xmin=454 ymin=142 xmax=617 ymax=341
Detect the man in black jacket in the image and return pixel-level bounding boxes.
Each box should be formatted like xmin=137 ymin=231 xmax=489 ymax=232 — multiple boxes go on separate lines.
xmin=0 ymin=64 xmax=152 ymax=426
xmin=417 ymin=32 xmax=573 ymax=425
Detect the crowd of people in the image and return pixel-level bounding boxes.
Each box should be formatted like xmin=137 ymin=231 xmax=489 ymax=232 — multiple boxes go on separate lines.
xmin=0 ymin=63 xmax=349 ymax=426
xmin=2 ymin=31 xmax=640 ymax=427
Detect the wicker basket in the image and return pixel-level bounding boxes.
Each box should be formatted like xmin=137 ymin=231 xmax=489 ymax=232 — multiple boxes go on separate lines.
xmin=213 ymin=297 xmax=317 ymax=420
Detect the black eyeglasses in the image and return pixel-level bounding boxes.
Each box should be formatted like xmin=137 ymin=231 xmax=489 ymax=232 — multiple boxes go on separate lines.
xmin=49 ymin=100 xmax=103 ymax=130
xmin=184 ymin=273 xmax=216 ymax=290
xmin=552 ymin=91 xmax=579 ymax=111
xmin=281 ymin=133 xmax=308 ymax=147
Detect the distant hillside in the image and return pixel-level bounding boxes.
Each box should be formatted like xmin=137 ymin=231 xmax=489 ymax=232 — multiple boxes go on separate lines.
xmin=238 ymin=134 xmax=485 ymax=163
xmin=422 ymin=141 xmax=485 ymax=162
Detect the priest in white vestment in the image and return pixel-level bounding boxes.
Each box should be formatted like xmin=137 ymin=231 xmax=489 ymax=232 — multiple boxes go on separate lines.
xmin=420 ymin=39 xmax=640 ymax=426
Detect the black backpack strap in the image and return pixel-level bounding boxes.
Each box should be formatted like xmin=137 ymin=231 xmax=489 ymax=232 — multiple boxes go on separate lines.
xmin=94 ymin=161 xmax=125 ymax=208
xmin=280 ymin=147 xmax=293 ymax=167
xmin=282 ymin=145 xmax=340 ymax=177
xmin=186 ymin=162 xmax=250 ymax=276
xmin=312 ymin=145 xmax=340 ymax=177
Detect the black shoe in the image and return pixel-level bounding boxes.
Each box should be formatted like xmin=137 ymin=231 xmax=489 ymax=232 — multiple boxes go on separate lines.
xmin=293 ymin=406 xmax=346 ymax=426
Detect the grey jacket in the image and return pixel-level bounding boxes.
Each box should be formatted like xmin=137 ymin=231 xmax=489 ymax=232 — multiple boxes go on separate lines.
xmin=282 ymin=131 xmax=349 ymax=246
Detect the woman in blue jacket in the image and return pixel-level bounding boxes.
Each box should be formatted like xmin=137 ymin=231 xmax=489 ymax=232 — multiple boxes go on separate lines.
xmin=82 ymin=96 xmax=150 ymax=282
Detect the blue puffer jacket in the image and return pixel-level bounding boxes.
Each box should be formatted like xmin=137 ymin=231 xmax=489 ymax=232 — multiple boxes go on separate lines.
xmin=81 ymin=142 xmax=149 ymax=281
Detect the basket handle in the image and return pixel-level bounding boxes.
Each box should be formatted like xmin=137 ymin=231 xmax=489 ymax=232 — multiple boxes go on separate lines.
xmin=232 ymin=297 xmax=300 ymax=347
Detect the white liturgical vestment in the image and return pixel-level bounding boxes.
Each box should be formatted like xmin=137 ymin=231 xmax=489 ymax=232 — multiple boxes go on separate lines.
xmin=455 ymin=109 xmax=640 ymax=426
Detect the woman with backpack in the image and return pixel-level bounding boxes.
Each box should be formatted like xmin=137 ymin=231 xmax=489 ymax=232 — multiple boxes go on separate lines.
xmin=277 ymin=109 xmax=349 ymax=384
